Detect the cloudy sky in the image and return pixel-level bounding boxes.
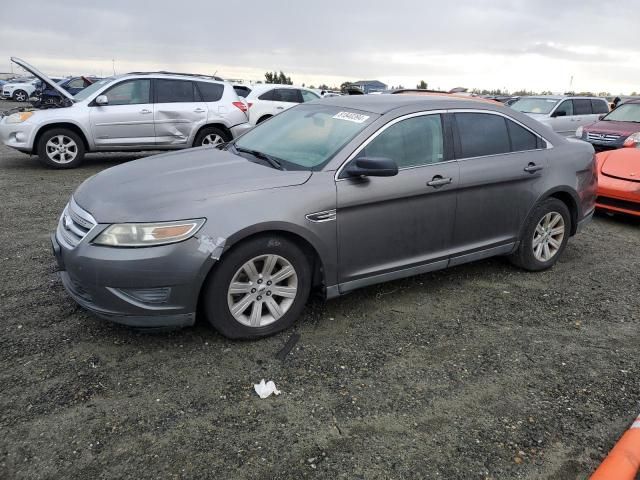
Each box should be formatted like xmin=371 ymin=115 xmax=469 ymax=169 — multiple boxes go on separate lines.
xmin=1 ymin=0 xmax=638 ymax=94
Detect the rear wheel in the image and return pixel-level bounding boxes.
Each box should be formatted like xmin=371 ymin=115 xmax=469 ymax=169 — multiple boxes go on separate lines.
xmin=37 ymin=128 xmax=86 ymax=169
xmin=194 ymin=127 xmax=230 ymax=147
xmin=509 ymin=198 xmax=571 ymax=271
xmin=202 ymin=235 xmax=311 ymax=339
xmin=256 ymin=115 xmax=272 ymax=124
xmin=13 ymin=90 xmax=28 ymax=102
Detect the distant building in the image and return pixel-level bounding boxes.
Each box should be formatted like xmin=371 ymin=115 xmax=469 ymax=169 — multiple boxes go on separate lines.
xmin=351 ymin=80 xmax=387 ymax=94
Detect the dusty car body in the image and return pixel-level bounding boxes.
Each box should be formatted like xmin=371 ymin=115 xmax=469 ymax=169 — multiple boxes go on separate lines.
xmin=51 ymin=95 xmax=597 ymax=338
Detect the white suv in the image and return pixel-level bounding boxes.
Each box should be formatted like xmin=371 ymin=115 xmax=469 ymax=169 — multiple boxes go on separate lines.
xmin=1 ymin=77 xmax=40 ymax=102
xmin=245 ymin=84 xmax=321 ymax=125
xmin=0 ymin=58 xmax=252 ymax=168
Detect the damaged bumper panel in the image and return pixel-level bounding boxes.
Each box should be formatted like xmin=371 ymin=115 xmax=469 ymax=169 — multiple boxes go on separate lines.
xmin=51 ymin=231 xmax=215 ymax=328
xmin=0 ymin=119 xmax=36 ymax=152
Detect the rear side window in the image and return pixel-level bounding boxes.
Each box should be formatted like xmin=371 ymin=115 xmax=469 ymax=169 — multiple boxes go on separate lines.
xmin=196 ymin=81 xmax=224 ymax=102
xmin=301 ymin=90 xmax=320 ymax=102
xmin=233 ymin=86 xmax=251 ymax=98
xmin=506 ymin=119 xmax=539 ymax=152
xmin=67 ymin=78 xmax=85 ymax=89
xmin=360 ymin=115 xmax=444 ymax=168
xmin=274 ymin=88 xmax=302 ymax=103
xmin=455 ymin=113 xmax=510 ymax=158
xmin=573 ymin=99 xmax=592 ymax=115
xmin=155 ymin=79 xmax=195 ymax=103
xmin=592 ymin=99 xmax=609 ymax=114
xmin=258 ymin=89 xmax=275 ymax=101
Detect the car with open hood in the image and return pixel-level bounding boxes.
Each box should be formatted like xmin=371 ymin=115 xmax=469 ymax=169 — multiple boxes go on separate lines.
xmin=51 ymin=94 xmax=596 ymax=338
xmin=36 ymin=76 xmax=102 ymax=106
xmin=576 ymin=99 xmax=640 ymax=151
xmin=0 ymin=57 xmax=251 ymax=168
xmin=594 ymin=148 xmax=640 ymax=216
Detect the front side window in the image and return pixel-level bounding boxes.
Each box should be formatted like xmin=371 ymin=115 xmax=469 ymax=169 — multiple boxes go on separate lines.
xmin=359 ymin=115 xmax=444 ymax=168
xmin=455 ymin=113 xmax=510 ymax=158
xmin=554 ymin=100 xmax=574 ymax=117
xmin=301 ymin=90 xmax=320 ymax=102
xmin=573 ymin=99 xmax=592 ymax=115
xmin=103 ymin=79 xmax=151 ymax=105
xmin=155 ymin=79 xmax=195 ymax=103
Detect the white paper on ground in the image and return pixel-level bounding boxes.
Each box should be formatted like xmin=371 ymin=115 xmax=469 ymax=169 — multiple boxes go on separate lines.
xmin=254 ymin=379 xmax=281 ymax=399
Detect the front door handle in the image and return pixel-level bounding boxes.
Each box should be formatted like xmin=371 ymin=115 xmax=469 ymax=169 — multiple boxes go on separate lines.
xmin=427 ymin=175 xmax=453 ymax=188
xmin=140 ymin=109 xmax=152 ymax=114
xmin=524 ymin=163 xmax=544 ymax=173
xmin=276 ymin=106 xmax=284 ymax=110
xmin=194 ymin=108 xmax=206 ymax=113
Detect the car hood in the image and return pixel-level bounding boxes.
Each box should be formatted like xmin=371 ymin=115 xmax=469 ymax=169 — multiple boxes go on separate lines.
xmin=73 ymin=148 xmax=312 ymax=223
xmin=599 ymin=149 xmax=640 ymax=182
xmin=585 ymin=120 xmax=640 ymax=136
xmin=11 ymin=57 xmax=74 ymax=102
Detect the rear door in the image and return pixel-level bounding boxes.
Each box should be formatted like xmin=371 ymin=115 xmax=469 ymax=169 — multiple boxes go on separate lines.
xmin=449 ymin=111 xmax=549 ymax=262
xmin=89 ymin=78 xmax=155 ymax=148
xmin=572 ymin=98 xmax=598 ymax=130
xmin=153 ymin=79 xmax=208 ymax=146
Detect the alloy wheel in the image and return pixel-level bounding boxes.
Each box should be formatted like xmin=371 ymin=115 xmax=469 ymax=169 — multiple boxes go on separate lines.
xmin=532 ymin=212 xmax=565 ymax=262
xmin=45 ymin=135 xmax=78 ymax=164
xmin=227 ymin=254 xmax=298 ymax=328
xmin=202 ymin=133 xmax=224 ymax=145
xmin=14 ymin=91 xmax=27 ymax=102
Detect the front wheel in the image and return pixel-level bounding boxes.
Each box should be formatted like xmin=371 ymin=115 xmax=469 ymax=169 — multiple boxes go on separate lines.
xmin=13 ymin=90 xmax=29 ymax=102
xmin=37 ymin=128 xmax=86 ymax=169
xmin=202 ymin=235 xmax=311 ymax=339
xmin=509 ymin=198 xmax=571 ymax=271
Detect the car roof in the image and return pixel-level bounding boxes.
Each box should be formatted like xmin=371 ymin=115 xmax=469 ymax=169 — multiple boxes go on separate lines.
xmin=521 ymin=95 xmax=607 ymax=101
xmin=317 ymin=94 xmax=508 ymax=114
xmin=112 ymin=72 xmax=226 ymax=84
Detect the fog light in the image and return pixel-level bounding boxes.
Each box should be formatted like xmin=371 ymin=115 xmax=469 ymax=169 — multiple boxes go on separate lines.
xmin=111 ymin=287 xmax=172 ymax=305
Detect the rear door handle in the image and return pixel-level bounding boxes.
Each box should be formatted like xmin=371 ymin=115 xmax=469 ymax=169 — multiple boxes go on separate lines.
xmin=140 ymin=109 xmax=152 ymax=114
xmin=524 ymin=163 xmax=544 ymax=173
xmin=427 ymin=175 xmax=453 ymax=188
xmin=276 ymin=106 xmax=284 ymax=110
xmin=194 ymin=108 xmax=206 ymax=113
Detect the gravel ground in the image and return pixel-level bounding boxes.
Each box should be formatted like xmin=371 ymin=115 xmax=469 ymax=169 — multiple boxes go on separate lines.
xmin=1 ymin=97 xmax=639 ymax=479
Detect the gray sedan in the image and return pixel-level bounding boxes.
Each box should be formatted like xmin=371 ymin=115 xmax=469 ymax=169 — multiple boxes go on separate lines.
xmin=52 ymin=95 xmax=597 ymax=338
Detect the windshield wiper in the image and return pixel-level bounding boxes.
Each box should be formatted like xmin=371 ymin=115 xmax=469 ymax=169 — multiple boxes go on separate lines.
xmin=233 ymin=145 xmax=284 ymax=170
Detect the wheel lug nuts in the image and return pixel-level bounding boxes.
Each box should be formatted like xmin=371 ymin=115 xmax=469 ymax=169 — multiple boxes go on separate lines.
xmin=251 ymin=288 xmax=256 ymax=293
xmin=257 ymin=295 xmax=262 ymax=300
xmin=267 ymin=281 xmax=272 ymax=286
xmin=266 ymin=291 xmax=271 ymax=296
xmin=257 ymin=279 xmax=263 ymax=284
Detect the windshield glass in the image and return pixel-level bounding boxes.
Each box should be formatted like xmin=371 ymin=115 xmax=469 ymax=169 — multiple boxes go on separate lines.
xmin=511 ymin=98 xmax=559 ymax=114
xmin=73 ymin=77 xmax=114 ymax=101
xmin=603 ymin=103 xmax=640 ymax=122
xmin=234 ymin=104 xmax=378 ymax=170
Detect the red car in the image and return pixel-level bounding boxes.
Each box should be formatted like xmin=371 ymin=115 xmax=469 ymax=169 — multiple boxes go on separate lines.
xmin=578 ymin=99 xmax=640 ymax=151
xmin=595 ymin=148 xmax=640 ymax=216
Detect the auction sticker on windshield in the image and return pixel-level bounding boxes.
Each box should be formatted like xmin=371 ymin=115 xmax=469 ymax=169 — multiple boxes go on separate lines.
xmin=333 ymin=112 xmax=370 ymax=123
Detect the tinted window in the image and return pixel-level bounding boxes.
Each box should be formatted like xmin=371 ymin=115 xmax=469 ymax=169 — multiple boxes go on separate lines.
xmin=507 ymin=119 xmax=538 ymax=152
xmin=233 ymin=86 xmax=251 ymax=98
xmin=155 ymin=79 xmax=195 ymax=103
xmin=104 ymin=80 xmax=151 ymax=105
xmin=360 ymin=115 xmax=444 ymax=168
xmin=301 ymin=90 xmax=320 ymax=102
xmin=196 ymin=81 xmax=224 ymax=102
xmin=591 ymin=99 xmax=609 ymax=114
xmin=258 ymin=89 xmax=275 ymax=101
xmin=573 ymin=99 xmax=592 ymax=115
xmin=274 ymin=88 xmax=302 ymax=103
xmin=555 ymin=100 xmax=574 ymax=116
xmin=455 ymin=113 xmax=510 ymax=158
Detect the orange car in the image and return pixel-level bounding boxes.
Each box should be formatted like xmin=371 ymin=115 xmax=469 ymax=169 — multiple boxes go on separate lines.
xmin=595 ymin=148 xmax=640 ymax=216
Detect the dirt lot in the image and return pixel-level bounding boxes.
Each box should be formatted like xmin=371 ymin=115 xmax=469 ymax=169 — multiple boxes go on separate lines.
xmin=0 ymin=98 xmax=639 ymax=479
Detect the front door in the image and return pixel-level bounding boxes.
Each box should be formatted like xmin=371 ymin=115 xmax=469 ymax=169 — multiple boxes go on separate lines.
xmin=89 ymin=79 xmax=155 ymax=148
xmin=449 ymin=111 xmax=549 ymax=261
xmin=548 ymin=99 xmax=576 ymax=136
xmin=153 ymin=79 xmax=208 ymax=146
xmin=336 ymin=113 xmax=459 ymax=291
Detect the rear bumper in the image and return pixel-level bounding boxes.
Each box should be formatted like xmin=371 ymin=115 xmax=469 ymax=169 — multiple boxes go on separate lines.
xmin=576 ymin=208 xmax=595 ymax=233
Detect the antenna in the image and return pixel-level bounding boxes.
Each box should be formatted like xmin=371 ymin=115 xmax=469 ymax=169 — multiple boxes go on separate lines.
xmin=112 ymin=58 xmax=116 ymax=76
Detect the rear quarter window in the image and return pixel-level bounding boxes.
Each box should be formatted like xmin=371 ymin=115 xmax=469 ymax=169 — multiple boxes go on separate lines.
xmin=591 ymin=99 xmax=609 ymax=115
xmin=506 ymin=119 xmax=539 ymax=152
xmin=196 ymin=82 xmax=224 ymax=102
xmin=455 ymin=112 xmax=511 ymax=158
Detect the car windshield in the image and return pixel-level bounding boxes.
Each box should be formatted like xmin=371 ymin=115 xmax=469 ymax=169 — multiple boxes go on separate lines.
xmin=73 ymin=77 xmax=114 ymax=101
xmin=234 ymin=104 xmax=378 ymax=170
xmin=603 ymin=103 xmax=640 ymax=123
xmin=510 ymin=98 xmax=559 ymax=114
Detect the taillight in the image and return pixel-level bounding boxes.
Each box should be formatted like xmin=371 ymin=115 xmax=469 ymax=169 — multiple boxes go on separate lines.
xmin=232 ymin=101 xmax=248 ymax=112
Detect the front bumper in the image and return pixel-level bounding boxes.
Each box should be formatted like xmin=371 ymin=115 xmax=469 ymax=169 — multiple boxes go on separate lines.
xmin=0 ymin=118 xmax=35 ymax=152
xmin=230 ymin=122 xmax=253 ymax=138
xmin=596 ymin=175 xmax=640 ymax=216
xmin=51 ymin=226 xmax=215 ymax=328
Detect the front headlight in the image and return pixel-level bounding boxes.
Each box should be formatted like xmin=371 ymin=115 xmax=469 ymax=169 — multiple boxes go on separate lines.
xmin=623 ymin=132 xmax=640 ymax=148
xmin=6 ymin=112 xmax=34 ymax=124
xmin=575 ymin=126 xmax=584 ymax=138
xmin=93 ymin=219 xmax=206 ymax=247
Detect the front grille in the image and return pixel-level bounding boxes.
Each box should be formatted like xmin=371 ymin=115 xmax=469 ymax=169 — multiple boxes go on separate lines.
xmin=597 ymin=196 xmax=640 ymax=213
xmin=56 ymin=198 xmax=97 ymax=249
xmin=587 ymin=132 xmax=622 ymax=144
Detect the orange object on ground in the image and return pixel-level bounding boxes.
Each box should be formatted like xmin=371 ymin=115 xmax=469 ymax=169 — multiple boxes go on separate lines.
xmin=595 ymin=149 xmax=640 ymax=217
xmin=590 ymin=414 xmax=640 ymax=480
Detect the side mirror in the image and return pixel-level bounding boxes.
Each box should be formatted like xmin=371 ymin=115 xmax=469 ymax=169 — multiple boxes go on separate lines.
xmin=551 ymin=110 xmax=566 ymax=118
xmin=345 ymin=157 xmax=398 ymax=178
xmin=95 ymin=95 xmax=108 ymax=106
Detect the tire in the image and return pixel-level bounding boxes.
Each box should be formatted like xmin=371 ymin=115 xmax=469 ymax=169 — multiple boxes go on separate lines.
xmin=202 ymin=235 xmax=312 ymax=339
xmin=13 ymin=90 xmax=29 ymax=102
xmin=193 ymin=127 xmax=230 ymax=147
xmin=509 ymin=198 xmax=571 ymax=271
xmin=36 ymin=128 xmax=86 ymax=169
xmin=256 ymin=115 xmax=272 ymax=124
